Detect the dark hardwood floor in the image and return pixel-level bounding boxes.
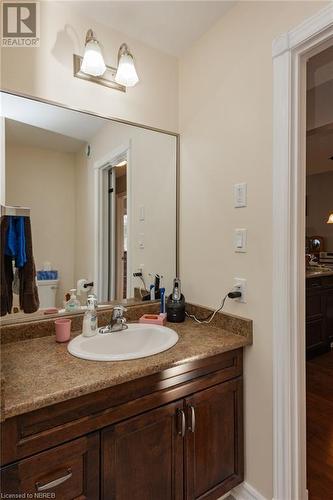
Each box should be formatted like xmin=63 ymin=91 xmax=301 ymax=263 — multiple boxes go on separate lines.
xmin=307 ymin=351 xmax=333 ymax=500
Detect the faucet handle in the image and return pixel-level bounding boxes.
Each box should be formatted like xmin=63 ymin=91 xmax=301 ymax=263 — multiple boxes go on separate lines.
xmin=112 ymin=305 xmax=127 ymax=319
xmin=114 ymin=305 xmax=127 ymax=312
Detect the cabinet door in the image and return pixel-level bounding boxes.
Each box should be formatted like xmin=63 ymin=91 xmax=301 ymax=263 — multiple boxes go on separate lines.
xmin=185 ymin=379 xmax=243 ymax=500
xmin=102 ymin=400 xmax=184 ymax=500
xmin=306 ymin=318 xmax=327 ymax=351
xmin=325 ymin=289 xmax=333 ymax=342
xmin=1 ymin=433 xmax=99 ymax=499
xmin=306 ymin=290 xmax=325 ymax=319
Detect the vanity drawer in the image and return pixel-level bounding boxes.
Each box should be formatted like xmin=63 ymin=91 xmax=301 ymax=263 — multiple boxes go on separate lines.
xmin=1 ymin=433 xmax=99 ymax=499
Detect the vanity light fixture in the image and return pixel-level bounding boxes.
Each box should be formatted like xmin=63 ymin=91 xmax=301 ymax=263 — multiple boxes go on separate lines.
xmin=327 ymin=213 xmax=333 ymax=224
xmin=115 ymin=43 xmax=139 ymax=87
xmin=80 ymin=29 xmax=106 ymax=77
xmin=73 ymin=30 xmax=139 ymax=93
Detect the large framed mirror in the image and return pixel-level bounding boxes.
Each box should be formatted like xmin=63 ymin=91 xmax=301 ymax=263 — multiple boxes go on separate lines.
xmin=0 ymin=91 xmax=179 ymax=322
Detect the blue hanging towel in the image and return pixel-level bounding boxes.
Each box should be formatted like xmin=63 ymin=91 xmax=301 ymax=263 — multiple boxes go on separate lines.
xmin=5 ymin=216 xmax=27 ymax=268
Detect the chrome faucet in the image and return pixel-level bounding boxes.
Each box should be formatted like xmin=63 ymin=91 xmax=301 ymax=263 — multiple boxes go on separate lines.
xmin=99 ymin=305 xmax=128 ymax=334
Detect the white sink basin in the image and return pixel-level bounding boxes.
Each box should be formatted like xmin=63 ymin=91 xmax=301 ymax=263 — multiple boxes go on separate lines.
xmin=67 ymin=323 xmax=179 ymax=361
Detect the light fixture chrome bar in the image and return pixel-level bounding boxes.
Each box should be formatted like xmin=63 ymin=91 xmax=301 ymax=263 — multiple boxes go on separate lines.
xmin=73 ymin=54 xmax=126 ymax=93
xmin=1 ymin=205 xmax=30 ymax=217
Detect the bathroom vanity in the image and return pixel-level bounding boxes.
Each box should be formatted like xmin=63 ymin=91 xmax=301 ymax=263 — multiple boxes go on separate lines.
xmin=0 ymin=305 xmax=252 ymax=500
xmin=1 ymin=91 xmax=252 ymax=499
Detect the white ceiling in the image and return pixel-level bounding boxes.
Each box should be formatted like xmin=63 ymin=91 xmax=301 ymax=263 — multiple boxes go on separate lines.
xmin=1 ymin=93 xmax=105 ymax=143
xmin=75 ymin=1 xmax=235 ymax=56
xmin=5 ymin=119 xmax=86 ymax=153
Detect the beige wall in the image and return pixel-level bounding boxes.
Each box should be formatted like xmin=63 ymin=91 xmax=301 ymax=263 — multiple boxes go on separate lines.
xmin=0 ymin=1 xmax=179 ymax=132
xmin=75 ymin=121 xmax=177 ymax=296
xmin=179 ymin=2 xmax=328 ymax=498
xmin=307 ymin=171 xmax=333 ymax=251
xmin=5 ymin=144 xmax=76 ymax=306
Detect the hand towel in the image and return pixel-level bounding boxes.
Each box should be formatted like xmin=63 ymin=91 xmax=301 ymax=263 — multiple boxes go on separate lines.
xmin=0 ymin=216 xmax=13 ymax=316
xmin=5 ymin=216 xmax=27 ymax=268
xmin=18 ymin=217 xmax=39 ymax=313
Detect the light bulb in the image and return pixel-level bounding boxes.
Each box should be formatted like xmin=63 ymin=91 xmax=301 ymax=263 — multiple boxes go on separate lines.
xmin=115 ymin=48 xmax=139 ymax=87
xmin=81 ymin=34 xmax=106 ymax=77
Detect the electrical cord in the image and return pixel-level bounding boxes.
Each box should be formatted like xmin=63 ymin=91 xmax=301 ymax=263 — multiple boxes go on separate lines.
xmin=133 ymin=273 xmax=147 ymax=298
xmin=186 ymin=293 xmax=229 ymax=324
xmin=140 ymin=276 xmax=147 ymax=290
xmin=139 ymin=276 xmax=147 ymax=297
xmin=185 ymin=290 xmax=242 ymax=324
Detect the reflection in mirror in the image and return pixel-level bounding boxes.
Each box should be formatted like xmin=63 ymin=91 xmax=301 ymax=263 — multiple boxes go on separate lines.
xmin=1 ymin=93 xmax=177 ymax=320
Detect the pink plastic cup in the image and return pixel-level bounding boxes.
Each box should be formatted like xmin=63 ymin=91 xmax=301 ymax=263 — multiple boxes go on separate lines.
xmin=55 ymin=318 xmax=71 ymax=342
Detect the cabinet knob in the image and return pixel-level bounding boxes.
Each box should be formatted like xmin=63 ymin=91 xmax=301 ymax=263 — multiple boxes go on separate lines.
xmin=35 ymin=468 xmax=72 ymax=492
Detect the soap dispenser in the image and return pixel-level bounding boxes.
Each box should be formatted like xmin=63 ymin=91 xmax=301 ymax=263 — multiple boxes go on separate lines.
xmin=82 ymin=296 xmax=98 ymax=337
xmin=65 ymin=289 xmax=81 ymax=313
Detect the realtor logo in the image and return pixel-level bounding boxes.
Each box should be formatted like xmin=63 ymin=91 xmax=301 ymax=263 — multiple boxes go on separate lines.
xmin=1 ymin=2 xmax=40 ymax=46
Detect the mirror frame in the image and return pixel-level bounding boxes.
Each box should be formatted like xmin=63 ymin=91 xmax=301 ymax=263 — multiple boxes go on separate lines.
xmin=0 ymin=89 xmax=180 ymax=324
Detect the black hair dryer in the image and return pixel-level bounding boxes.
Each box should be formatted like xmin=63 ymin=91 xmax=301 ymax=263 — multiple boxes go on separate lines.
xmin=166 ymin=278 xmax=185 ymax=323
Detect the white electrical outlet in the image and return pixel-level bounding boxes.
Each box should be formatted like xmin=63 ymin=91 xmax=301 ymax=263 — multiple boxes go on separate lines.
xmin=233 ymin=278 xmax=247 ymax=303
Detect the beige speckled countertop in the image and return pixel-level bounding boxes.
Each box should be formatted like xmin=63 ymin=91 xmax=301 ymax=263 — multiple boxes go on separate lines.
xmin=306 ymin=269 xmax=333 ymax=278
xmin=1 ymin=314 xmax=252 ymax=420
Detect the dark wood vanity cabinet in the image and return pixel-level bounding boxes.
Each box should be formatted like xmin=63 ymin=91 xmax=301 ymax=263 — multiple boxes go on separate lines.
xmin=102 ymin=378 xmax=243 ymax=500
xmin=1 ymin=349 xmax=244 ymax=500
xmin=306 ymin=276 xmax=333 ymax=357
xmin=326 ymin=289 xmax=333 ymax=343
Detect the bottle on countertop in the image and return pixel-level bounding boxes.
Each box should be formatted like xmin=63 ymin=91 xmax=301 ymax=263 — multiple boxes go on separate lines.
xmin=65 ymin=289 xmax=81 ymax=313
xmin=166 ymin=278 xmax=186 ymax=323
xmin=82 ymin=296 xmax=98 ymax=337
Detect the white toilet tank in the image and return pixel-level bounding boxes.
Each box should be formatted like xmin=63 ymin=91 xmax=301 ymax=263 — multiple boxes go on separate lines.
xmin=37 ymin=279 xmax=59 ymax=309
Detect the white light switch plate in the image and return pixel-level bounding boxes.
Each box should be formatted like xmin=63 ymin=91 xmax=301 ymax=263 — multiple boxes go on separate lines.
xmin=234 ymin=228 xmax=247 ymax=252
xmin=234 ymin=183 xmax=247 ymax=208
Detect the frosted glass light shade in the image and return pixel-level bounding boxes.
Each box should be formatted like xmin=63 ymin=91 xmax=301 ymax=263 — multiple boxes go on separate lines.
xmin=327 ymin=213 xmax=333 ymax=224
xmin=115 ymin=53 xmax=139 ymax=87
xmin=81 ymin=40 xmax=106 ymax=77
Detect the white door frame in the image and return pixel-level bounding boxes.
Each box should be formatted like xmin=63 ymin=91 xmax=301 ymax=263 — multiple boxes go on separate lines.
xmin=94 ymin=141 xmax=132 ymax=302
xmin=272 ymin=5 xmax=333 ymax=500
